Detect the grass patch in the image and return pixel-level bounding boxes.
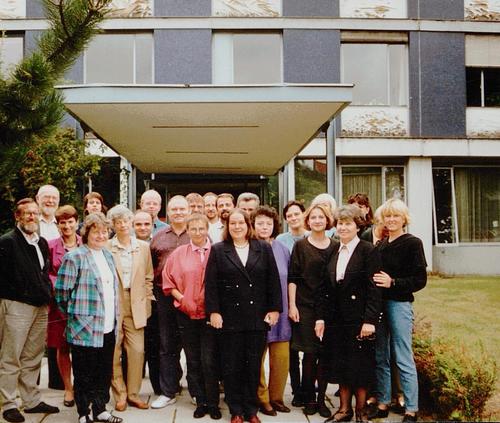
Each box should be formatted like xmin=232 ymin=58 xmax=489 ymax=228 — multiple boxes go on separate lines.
xmin=414 ymin=275 xmax=500 ymax=419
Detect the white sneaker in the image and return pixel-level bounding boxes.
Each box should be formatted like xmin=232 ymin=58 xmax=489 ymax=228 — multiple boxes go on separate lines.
xmin=151 ymin=395 xmax=176 ymax=409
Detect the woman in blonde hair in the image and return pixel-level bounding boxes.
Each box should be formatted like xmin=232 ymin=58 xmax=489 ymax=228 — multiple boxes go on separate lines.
xmin=372 ymin=199 xmax=427 ymax=423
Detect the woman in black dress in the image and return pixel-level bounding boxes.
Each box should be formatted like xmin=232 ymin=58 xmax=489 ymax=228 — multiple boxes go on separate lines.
xmin=288 ymin=203 xmax=335 ymax=418
xmin=316 ymin=205 xmax=382 ymax=422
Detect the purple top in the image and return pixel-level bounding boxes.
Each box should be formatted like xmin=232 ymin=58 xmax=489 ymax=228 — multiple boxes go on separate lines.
xmin=268 ymin=240 xmax=291 ymax=343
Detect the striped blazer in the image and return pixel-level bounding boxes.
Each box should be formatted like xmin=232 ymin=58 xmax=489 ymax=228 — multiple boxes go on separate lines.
xmin=55 ymin=245 xmax=120 ymax=347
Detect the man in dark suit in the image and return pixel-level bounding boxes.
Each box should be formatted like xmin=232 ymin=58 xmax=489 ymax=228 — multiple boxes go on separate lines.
xmin=0 ymin=198 xmax=60 ymax=423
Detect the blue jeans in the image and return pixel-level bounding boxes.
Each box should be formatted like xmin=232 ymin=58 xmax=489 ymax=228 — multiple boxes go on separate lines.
xmin=375 ymin=300 xmax=419 ymax=412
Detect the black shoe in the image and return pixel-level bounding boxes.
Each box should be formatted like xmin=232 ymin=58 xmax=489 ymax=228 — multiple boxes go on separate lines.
xmin=2 ymin=409 xmax=25 ymax=423
xmin=318 ymin=402 xmax=332 ymax=418
xmin=365 ymin=402 xmax=379 ymax=420
xmin=64 ymin=399 xmax=76 ymax=407
xmin=402 ymin=413 xmax=417 ymax=422
xmin=209 ymin=407 xmax=222 ymax=420
xmin=259 ymin=405 xmax=277 ymax=416
xmin=325 ymin=409 xmax=354 ymax=422
xmin=374 ymin=408 xmax=389 ymax=419
xmin=291 ymin=394 xmax=304 ymax=407
xmin=194 ymin=405 xmax=208 ymax=418
xmin=24 ymin=402 xmax=60 ymax=414
xmin=303 ymin=402 xmax=318 ymax=415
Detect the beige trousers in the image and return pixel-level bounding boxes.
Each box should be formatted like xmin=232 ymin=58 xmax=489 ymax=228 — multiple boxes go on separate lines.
xmin=111 ymin=290 xmax=145 ymax=403
xmin=0 ymin=300 xmax=47 ymax=411
xmin=257 ymin=341 xmax=290 ymax=406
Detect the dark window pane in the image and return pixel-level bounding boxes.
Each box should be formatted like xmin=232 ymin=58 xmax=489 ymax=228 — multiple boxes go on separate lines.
xmin=433 ymin=169 xmax=456 ymax=244
xmin=466 ymin=68 xmax=482 ymax=107
xmin=484 ymin=68 xmax=500 ymax=107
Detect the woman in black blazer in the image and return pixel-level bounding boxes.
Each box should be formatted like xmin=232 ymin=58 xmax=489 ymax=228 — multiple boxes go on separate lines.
xmin=316 ymin=205 xmax=382 ymax=423
xmin=205 ymin=208 xmax=282 ymax=423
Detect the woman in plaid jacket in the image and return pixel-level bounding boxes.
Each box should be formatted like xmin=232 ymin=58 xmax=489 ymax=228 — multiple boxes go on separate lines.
xmin=55 ymin=213 xmax=122 ymax=423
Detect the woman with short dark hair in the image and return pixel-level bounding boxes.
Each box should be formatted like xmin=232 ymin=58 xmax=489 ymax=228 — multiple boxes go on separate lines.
xmin=251 ymin=206 xmax=291 ymax=416
xmin=56 ymin=213 xmax=123 ymax=423
xmin=48 ymin=205 xmax=82 ymax=408
xmin=205 ymin=208 xmax=282 ymax=423
xmin=316 ymin=205 xmax=382 ymax=422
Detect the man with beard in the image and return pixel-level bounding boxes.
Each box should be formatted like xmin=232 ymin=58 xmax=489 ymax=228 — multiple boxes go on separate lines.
xmin=0 ymin=199 xmax=60 ymax=423
xmin=36 ymin=185 xmax=60 ymax=241
xmin=210 ymin=193 xmax=234 ymax=243
xmin=150 ymin=196 xmax=190 ymax=408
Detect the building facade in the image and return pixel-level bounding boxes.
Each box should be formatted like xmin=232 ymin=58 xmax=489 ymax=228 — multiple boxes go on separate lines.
xmin=1 ymin=0 xmax=499 ymax=275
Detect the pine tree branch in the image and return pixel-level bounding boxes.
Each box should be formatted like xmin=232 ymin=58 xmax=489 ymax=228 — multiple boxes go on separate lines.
xmin=58 ymin=0 xmax=71 ymax=39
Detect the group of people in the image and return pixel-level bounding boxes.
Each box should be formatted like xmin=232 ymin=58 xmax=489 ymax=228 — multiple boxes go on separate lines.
xmin=0 ymin=185 xmax=427 ymax=423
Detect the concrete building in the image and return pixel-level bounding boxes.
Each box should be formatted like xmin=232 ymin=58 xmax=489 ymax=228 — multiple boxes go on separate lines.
xmin=1 ymin=0 xmax=499 ymax=275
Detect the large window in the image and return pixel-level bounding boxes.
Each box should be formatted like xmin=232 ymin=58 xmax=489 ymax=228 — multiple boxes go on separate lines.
xmin=340 ymin=166 xmax=405 ymax=209
xmin=433 ymin=167 xmax=500 ymax=243
xmin=341 ymin=43 xmax=408 ymax=106
xmin=84 ymin=33 xmax=153 ymax=84
xmin=0 ymin=36 xmax=23 ymax=77
xmin=212 ymin=32 xmax=282 ymax=84
xmin=466 ymin=68 xmax=500 ymax=107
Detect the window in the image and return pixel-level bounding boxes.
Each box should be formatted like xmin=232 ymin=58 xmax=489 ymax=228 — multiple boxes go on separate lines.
xmin=341 ymin=166 xmax=405 ymax=208
xmin=84 ymin=33 xmax=153 ymax=84
xmin=432 ymin=168 xmax=457 ymax=243
xmin=212 ymin=32 xmax=282 ymax=84
xmin=341 ymin=43 xmax=408 ymax=106
xmin=0 ymin=36 xmax=23 ymax=77
xmin=295 ymin=158 xmax=327 ymax=206
xmin=433 ymin=167 xmax=500 ymax=243
xmin=466 ymin=68 xmax=500 ymax=107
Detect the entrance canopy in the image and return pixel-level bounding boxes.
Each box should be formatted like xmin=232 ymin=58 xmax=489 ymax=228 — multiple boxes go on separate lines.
xmin=59 ymin=84 xmax=352 ymax=175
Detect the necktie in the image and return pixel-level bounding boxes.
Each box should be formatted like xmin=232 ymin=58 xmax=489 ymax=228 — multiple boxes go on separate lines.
xmin=336 ymin=245 xmax=349 ymax=282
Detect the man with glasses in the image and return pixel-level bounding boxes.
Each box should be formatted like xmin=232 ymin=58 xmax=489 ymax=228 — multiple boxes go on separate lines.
xmin=0 ymin=198 xmax=59 ymax=423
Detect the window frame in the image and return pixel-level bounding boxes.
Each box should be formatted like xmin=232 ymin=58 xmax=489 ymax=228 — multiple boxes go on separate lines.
xmin=83 ymin=31 xmax=154 ymax=84
xmin=340 ymin=42 xmax=409 ymax=107
xmin=212 ymin=31 xmax=283 ymax=85
xmin=466 ymin=66 xmax=500 ymax=108
xmin=338 ymin=164 xmax=406 ymax=208
xmin=432 ymin=165 xmax=500 ymax=246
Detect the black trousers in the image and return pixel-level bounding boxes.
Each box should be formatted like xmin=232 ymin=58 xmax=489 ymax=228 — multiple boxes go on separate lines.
xmin=220 ymin=330 xmax=267 ymax=417
xmin=144 ymin=298 xmax=161 ymax=394
xmin=71 ymin=331 xmax=115 ymax=418
xmin=156 ymin=287 xmax=183 ymax=397
xmin=176 ymin=312 xmax=220 ymax=407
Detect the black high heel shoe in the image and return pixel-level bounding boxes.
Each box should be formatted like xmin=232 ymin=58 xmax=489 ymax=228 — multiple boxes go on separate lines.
xmin=325 ymin=409 xmax=354 ymax=422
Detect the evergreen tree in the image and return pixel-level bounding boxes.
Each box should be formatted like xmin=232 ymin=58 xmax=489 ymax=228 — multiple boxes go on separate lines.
xmin=0 ymin=0 xmax=111 ymax=231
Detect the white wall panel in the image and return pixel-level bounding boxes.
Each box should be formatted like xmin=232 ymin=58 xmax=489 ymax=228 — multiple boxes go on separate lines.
xmin=467 ymin=107 xmax=500 ymax=137
xmin=339 ymin=0 xmax=406 ymax=18
xmin=340 ymin=106 xmax=408 ymax=137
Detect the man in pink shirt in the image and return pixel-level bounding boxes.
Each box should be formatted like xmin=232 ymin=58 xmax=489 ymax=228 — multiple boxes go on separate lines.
xmin=163 ymin=214 xmax=221 ymax=420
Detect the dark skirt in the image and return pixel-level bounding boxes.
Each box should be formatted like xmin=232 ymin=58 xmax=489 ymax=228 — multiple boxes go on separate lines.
xmin=290 ymin=306 xmax=321 ymax=354
xmin=324 ymin=322 xmax=376 ymax=388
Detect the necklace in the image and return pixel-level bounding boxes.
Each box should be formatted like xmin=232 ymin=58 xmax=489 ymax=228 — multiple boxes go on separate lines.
xmin=234 ymin=242 xmax=249 ymax=249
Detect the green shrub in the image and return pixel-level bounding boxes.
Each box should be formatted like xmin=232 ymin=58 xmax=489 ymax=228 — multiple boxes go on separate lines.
xmin=413 ymin=318 xmax=497 ymax=421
